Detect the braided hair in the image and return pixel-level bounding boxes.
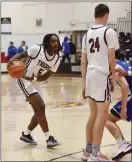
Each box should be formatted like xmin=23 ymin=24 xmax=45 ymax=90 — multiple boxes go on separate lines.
xmin=42 ymin=33 xmax=62 ymax=52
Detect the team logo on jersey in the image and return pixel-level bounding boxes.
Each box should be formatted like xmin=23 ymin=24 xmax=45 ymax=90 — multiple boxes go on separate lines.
xmin=37 ymin=60 xmax=51 ymax=71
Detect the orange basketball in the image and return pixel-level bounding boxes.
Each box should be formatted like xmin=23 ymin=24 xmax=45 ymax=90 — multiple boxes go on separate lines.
xmin=8 ymin=60 xmax=25 ymax=78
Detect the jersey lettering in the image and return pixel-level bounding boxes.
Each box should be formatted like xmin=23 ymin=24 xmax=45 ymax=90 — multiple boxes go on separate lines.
xmin=24 ymin=45 xmax=60 ymax=78
xmin=38 ymin=68 xmax=44 ymax=76
xmin=37 ymin=60 xmax=51 ymax=71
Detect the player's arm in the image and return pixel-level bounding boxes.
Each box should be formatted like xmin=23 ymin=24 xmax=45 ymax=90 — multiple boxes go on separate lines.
xmin=37 ymin=70 xmax=53 ymax=81
xmin=37 ymin=55 xmax=60 ymax=82
xmin=81 ymin=34 xmax=87 ymax=85
xmin=8 ymin=45 xmax=40 ymax=66
xmin=107 ymin=29 xmax=119 ymax=77
xmin=116 ymin=68 xmax=132 ymax=76
xmin=7 ymin=51 xmax=28 ymax=66
xmin=108 ymin=48 xmax=116 ymax=77
xmin=115 ymin=72 xmax=129 ymax=119
xmin=81 ymin=34 xmax=88 ymax=98
xmin=24 ymin=70 xmax=53 ymax=82
xmin=81 ymin=54 xmax=87 ymax=87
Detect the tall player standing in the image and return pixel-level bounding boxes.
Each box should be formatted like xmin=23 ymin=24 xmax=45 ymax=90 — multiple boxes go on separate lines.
xmin=81 ymin=4 xmax=119 ymax=161
xmin=8 ymin=34 xmax=62 ymax=148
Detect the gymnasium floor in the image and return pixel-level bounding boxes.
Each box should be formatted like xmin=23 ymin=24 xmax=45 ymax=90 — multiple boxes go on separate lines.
xmin=1 ymin=74 xmax=131 ymax=161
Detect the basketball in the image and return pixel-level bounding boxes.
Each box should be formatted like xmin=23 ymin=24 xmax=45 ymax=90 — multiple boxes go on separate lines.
xmin=8 ymin=60 xmax=25 ymax=78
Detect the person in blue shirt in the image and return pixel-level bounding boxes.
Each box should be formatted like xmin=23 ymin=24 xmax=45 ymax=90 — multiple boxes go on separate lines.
xmin=62 ymin=36 xmax=71 ymax=63
xmin=17 ymin=41 xmax=28 ymax=53
xmin=106 ymin=60 xmax=132 ymax=161
xmin=8 ymin=42 xmax=17 ymax=60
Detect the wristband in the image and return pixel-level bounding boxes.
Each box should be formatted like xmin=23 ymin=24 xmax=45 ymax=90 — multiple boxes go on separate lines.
xmin=128 ymin=71 xmax=132 ymax=76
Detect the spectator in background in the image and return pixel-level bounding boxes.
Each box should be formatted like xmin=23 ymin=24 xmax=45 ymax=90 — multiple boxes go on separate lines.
xmin=8 ymin=42 xmax=17 ymax=60
xmin=118 ymin=32 xmax=125 ymax=48
xmin=69 ymin=38 xmax=76 ymax=63
xmin=62 ymin=36 xmax=71 ymax=63
xmin=124 ymin=33 xmax=131 ymax=61
xmin=126 ymin=32 xmax=131 ymax=40
xmin=17 ymin=41 xmax=28 ymax=53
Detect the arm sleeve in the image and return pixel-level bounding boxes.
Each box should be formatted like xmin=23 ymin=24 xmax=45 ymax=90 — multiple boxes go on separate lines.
xmin=27 ymin=45 xmax=40 ymax=58
xmin=82 ymin=34 xmax=87 ymax=54
xmin=106 ymin=28 xmax=119 ymax=50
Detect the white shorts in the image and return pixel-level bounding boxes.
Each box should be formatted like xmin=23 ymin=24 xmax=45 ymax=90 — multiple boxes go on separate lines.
xmin=85 ymin=70 xmax=111 ymax=102
xmin=16 ymin=78 xmax=43 ymax=102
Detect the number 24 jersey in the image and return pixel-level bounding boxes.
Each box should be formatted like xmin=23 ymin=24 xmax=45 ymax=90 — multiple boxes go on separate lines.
xmin=82 ymin=25 xmax=119 ymax=76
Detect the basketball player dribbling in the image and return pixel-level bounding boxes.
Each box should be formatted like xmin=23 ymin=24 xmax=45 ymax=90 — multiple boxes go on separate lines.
xmin=8 ymin=34 xmax=62 ymax=148
xmin=81 ymin=4 xmax=119 ymax=161
xmin=106 ymin=59 xmax=132 ymax=160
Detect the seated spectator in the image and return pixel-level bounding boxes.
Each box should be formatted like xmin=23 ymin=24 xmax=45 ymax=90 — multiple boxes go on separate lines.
xmin=126 ymin=32 xmax=131 ymax=39
xmin=8 ymin=42 xmax=17 ymax=60
xmin=118 ymin=32 xmax=126 ymax=48
xmin=17 ymin=41 xmax=28 ymax=53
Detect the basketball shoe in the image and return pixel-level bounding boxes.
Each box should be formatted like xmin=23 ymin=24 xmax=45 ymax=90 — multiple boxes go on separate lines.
xmin=112 ymin=142 xmax=132 ymax=160
xmin=88 ymin=151 xmax=110 ymax=161
xmin=20 ymin=132 xmax=37 ymax=145
xmin=46 ymin=135 xmax=61 ymax=148
xmin=81 ymin=149 xmax=90 ymax=161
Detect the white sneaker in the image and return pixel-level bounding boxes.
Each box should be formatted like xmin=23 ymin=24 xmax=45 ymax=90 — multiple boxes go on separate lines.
xmin=81 ymin=149 xmax=90 ymax=161
xmin=112 ymin=142 xmax=132 ymax=160
xmin=88 ymin=151 xmax=110 ymax=161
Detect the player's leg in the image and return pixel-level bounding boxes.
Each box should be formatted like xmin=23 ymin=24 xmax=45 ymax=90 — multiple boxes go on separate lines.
xmin=88 ymin=102 xmax=110 ymax=161
xmin=106 ymin=100 xmax=132 ymax=160
xmin=29 ymin=93 xmax=49 ymax=132
xmin=27 ymin=102 xmax=38 ymax=131
xmin=105 ymin=106 xmax=124 ymax=140
xmin=81 ymin=98 xmax=97 ymax=161
xmin=29 ymin=93 xmax=60 ymax=148
xmin=17 ymin=78 xmax=60 ymax=148
xmin=94 ymin=102 xmax=110 ymax=151
xmin=20 ymin=102 xmax=38 ymax=145
xmin=88 ymin=73 xmax=111 ymax=161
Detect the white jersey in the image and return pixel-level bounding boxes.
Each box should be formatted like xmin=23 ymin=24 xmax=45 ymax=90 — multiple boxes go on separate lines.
xmin=24 ymin=44 xmax=60 ymax=78
xmin=82 ymin=25 xmax=119 ymax=76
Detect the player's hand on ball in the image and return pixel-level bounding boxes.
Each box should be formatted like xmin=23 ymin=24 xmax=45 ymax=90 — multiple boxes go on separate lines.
xmin=120 ymin=107 xmax=127 ymax=120
xmin=7 ymin=58 xmax=19 ymax=69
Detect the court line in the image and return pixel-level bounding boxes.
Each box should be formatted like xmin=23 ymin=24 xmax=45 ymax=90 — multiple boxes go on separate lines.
xmin=48 ymin=142 xmax=128 ymax=161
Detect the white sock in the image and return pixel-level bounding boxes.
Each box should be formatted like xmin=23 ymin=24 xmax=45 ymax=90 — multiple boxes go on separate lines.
xmin=117 ymin=137 xmax=126 ymax=148
xmin=24 ymin=129 xmax=31 ymax=135
xmin=45 ymin=132 xmax=51 ymax=140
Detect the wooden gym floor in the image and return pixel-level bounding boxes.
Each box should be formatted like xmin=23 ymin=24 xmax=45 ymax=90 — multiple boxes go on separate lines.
xmin=1 ymin=74 xmax=131 ymax=161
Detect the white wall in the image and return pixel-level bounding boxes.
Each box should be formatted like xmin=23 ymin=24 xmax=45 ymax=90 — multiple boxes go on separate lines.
xmin=1 ymin=2 xmax=131 ymax=34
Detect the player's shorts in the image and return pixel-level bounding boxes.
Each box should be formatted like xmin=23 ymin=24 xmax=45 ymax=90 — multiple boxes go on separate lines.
xmin=16 ymin=78 xmax=43 ymax=102
xmin=85 ymin=70 xmax=111 ymax=102
xmin=111 ymin=96 xmax=132 ymax=122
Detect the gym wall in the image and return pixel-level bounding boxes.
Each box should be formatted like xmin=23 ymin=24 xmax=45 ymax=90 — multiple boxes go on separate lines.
xmin=1 ymin=2 xmax=130 ymax=34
